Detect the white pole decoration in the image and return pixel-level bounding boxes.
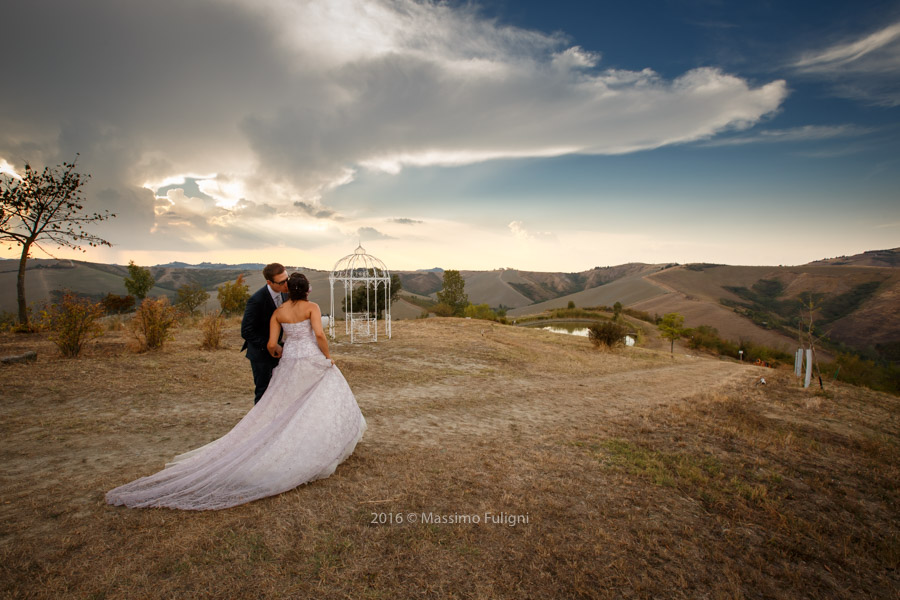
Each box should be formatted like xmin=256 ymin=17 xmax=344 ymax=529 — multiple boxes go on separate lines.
xmin=804 ymin=348 xmax=813 ymax=388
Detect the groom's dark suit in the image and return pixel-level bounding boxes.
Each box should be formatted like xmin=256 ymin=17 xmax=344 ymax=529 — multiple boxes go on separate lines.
xmin=241 ymin=285 xmax=287 ymax=404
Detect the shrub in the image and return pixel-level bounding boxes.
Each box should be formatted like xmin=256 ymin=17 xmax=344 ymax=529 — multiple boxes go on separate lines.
xmin=200 ymin=312 xmax=225 ymax=350
xmin=567 ymin=301 xmax=576 ymax=309
xmin=820 ymin=353 xmax=899 ymax=394
xmin=550 ymin=307 xmax=599 ymax=320
xmin=622 ymin=308 xmax=655 ymax=323
xmin=432 ymin=302 xmax=455 ymax=317
xmin=40 ymin=292 xmax=106 ymax=357
xmin=464 ymin=303 xmax=499 ymax=321
xmin=131 ymin=297 xmax=178 ymax=351
xmin=589 ymin=321 xmax=628 ymax=349
xmin=101 ymin=293 xmax=136 ymax=315
xmin=218 ymin=275 xmax=250 ymax=316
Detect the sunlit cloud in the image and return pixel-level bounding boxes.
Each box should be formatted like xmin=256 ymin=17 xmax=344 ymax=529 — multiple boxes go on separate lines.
xmin=0 ymin=0 xmax=790 ymax=263
xmin=509 ymin=221 xmax=555 ymax=242
xmin=0 ymin=158 xmax=22 ymax=179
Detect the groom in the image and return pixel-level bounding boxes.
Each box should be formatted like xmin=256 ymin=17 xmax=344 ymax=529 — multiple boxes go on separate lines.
xmin=241 ymin=262 xmax=290 ymax=404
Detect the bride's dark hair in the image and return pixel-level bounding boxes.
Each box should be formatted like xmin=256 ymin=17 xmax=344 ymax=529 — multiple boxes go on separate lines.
xmin=287 ymin=272 xmax=310 ymax=301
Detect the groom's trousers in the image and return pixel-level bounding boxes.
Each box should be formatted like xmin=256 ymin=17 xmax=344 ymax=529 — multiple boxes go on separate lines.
xmin=250 ymin=358 xmax=278 ymax=404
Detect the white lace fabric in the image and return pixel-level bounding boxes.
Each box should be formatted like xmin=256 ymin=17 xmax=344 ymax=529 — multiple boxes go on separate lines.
xmin=106 ymin=320 xmax=366 ymax=510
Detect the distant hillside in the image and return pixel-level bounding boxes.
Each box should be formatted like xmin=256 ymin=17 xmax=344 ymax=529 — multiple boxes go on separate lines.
xmin=806 ymin=248 xmax=900 ymax=268
xmin=3 ymin=248 xmax=897 ymax=361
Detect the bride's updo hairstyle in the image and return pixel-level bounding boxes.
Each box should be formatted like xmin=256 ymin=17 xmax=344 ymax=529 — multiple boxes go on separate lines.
xmin=287 ymin=272 xmax=310 ymax=301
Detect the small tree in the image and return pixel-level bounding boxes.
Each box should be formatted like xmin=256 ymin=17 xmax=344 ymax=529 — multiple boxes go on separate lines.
xmin=613 ymin=301 xmax=623 ymax=321
xmin=658 ymin=312 xmax=685 ymax=354
xmin=124 ymin=260 xmax=155 ymax=300
xmin=218 ymin=274 xmax=250 ymax=315
xmin=176 ymin=282 xmax=210 ymax=316
xmin=40 ymin=291 xmax=105 ymax=357
xmin=797 ymin=292 xmax=826 ymax=389
xmin=436 ymin=270 xmax=468 ymax=317
xmin=0 ymin=156 xmax=114 ymax=328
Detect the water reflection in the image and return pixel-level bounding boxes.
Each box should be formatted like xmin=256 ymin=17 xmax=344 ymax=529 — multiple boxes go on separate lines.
xmin=531 ymin=321 xmax=635 ymax=346
xmin=541 ymin=325 xmax=590 ymax=337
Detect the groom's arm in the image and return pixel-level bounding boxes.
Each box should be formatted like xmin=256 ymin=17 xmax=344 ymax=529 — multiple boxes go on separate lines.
xmin=241 ymin=291 xmax=269 ymax=352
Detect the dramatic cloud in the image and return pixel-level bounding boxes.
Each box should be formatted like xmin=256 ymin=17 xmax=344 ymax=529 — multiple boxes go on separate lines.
xmin=791 ymin=21 xmax=900 ymax=106
xmin=0 ymin=0 xmax=787 ymax=258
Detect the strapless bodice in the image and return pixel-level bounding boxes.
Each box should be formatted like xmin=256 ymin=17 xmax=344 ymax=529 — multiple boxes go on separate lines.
xmin=281 ymin=320 xmax=320 ymax=359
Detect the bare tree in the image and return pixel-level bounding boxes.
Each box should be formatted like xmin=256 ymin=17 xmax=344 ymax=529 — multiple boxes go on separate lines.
xmin=0 ymin=156 xmax=115 ymax=328
xmin=797 ymin=293 xmax=826 ymax=389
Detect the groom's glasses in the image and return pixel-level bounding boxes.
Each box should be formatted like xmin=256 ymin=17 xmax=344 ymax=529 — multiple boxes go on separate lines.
xmin=273 ymin=277 xmax=289 ymax=286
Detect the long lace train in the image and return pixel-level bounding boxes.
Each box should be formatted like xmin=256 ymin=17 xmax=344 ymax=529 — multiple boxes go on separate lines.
xmin=106 ymin=320 xmax=366 ymax=510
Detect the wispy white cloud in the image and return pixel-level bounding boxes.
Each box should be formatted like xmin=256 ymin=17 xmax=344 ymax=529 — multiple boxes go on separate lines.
xmin=508 ymin=221 xmax=555 ymax=242
xmin=791 ymin=21 xmax=900 ymax=106
xmin=701 ymin=124 xmax=875 ymax=147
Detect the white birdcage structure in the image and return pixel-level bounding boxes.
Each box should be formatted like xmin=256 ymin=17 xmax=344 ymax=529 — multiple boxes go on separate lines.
xmin=329 ymin=244 xmax=392 ymax=343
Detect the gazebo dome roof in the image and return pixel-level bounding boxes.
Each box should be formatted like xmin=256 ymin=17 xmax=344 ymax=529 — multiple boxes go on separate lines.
xmin=330 ymin=244 xmax=390 ymax=280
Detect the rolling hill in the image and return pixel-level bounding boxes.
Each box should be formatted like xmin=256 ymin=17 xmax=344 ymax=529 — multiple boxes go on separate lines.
xmin=2 ymin=248 xmax=897 ymax=360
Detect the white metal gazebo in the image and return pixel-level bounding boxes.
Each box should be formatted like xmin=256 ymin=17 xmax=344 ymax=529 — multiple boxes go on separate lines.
xmin=329 ymin=244 xmax=392 ymax=342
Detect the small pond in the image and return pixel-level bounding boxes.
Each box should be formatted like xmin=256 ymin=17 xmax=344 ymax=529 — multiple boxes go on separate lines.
xmin=522 ymin=321 xmax=634 ymax=345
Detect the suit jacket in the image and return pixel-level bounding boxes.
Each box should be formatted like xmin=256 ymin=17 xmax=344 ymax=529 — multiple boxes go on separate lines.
xmin=241 ymin=285 xmax=284 ymax=363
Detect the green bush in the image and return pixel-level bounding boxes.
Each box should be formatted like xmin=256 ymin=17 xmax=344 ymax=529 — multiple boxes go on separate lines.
xmin=821 ymin=353 xmax=899 ymax=394
xmin=464 ymin=303 xmax=503 ymax=322
xmin=431 ymin=302 xmax=455 ymax=317
xmin=589 ymin=321 xmax=628 ymax=349
xmin=40 ymin=292 xmax=105 ymax=357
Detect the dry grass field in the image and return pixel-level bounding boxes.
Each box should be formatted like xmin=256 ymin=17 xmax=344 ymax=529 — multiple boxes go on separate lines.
xmin=1 ymin=318 xmax=898 ymax=599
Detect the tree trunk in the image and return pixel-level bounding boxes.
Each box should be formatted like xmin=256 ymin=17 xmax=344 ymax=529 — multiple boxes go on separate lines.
xmin=16 ymin=242 xmax=31 ymax=327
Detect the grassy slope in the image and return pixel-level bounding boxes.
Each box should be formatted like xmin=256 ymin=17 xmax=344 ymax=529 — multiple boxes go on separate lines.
xmin=1 ymin=319 xmax=897 ymax=599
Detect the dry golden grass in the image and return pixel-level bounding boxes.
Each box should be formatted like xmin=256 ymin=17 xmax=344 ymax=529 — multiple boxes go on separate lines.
xmin=1 ymin=318 xmax=897 ymax=599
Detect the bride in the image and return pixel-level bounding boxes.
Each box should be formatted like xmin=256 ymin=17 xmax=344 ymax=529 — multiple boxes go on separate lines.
xmin=106 ymin=272 xmax=366 ymax=510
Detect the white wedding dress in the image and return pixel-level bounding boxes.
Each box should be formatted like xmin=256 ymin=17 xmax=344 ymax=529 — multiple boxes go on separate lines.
xmin=106 ymin=320 xmax=366 ymax=510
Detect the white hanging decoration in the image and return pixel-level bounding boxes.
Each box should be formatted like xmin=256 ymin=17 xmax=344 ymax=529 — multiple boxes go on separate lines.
xmin=328 ymin=244 xmax=392 ymax=343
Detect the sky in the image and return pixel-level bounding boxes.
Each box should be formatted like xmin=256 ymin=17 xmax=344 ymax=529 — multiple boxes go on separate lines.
xmin=1 ymin=0 xmax=899 ymax=272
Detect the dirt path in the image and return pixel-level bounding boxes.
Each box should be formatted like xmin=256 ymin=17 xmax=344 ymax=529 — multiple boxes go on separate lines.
xmin=364 ymin=356 xmax=752 ymax=448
